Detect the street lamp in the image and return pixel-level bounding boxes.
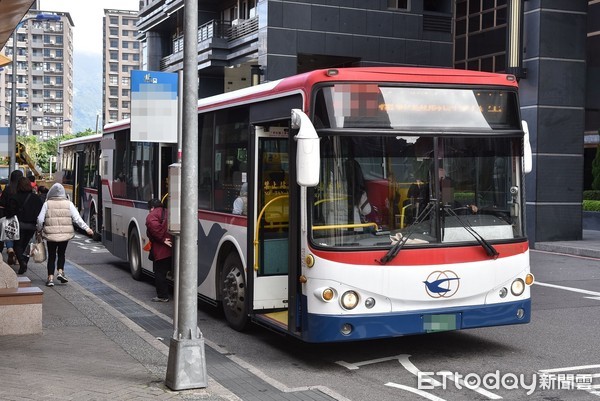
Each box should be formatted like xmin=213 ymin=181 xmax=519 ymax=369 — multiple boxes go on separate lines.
xmin=9 ymin=13 xmax=60 ymax=174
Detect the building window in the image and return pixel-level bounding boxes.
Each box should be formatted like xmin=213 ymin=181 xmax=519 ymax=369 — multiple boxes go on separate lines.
xmin=110 ymin=87 xmax=118 ymax=96
xmin=110 ymin=63 xmax=118 ymax=73
xmin=122 ymin=53 xmax=129 ymax=61
xmin=110 ymin=16 xmax=119 ymax=24
xmin=121 ymin=65 xmax=130 ymax=73
xmin=110 ymin=39 xmax=119 ymax=48
xmin=110 ymin=27 xmax=118 ymax=36
xmin=110 ymin=99 xmax=118 ymax=108
xmin=122 ymin=89 xmax=130 ymax=97
xmin=110 ymin=75 xmax=118 ymax=85
xmin=110 ymin=51 xmax=118 ymax=60
xmin=122 ymin=76 xmax=130 ymax=86
xmin=388 ymin=0 xmax=408 ymax=9
xmin=122 ymin=101 xmax=130 ymax=109
xmin=122 ymin=41 xmax=129 ymax=49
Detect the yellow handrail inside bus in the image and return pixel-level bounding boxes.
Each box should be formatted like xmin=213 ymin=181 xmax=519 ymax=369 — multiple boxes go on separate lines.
xmin=312 ymin=222 xmax=379 ymax=231
xmin=254 ymin=195 xmax=289 ymax=271
xmin=314 ymin=196 xmax=348 ymax=205
xmin=161 ymin=192 xmax=168 ymax=204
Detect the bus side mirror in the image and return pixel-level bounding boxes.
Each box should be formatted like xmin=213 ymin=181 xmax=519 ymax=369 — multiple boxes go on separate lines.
xmin=522 ymin=120 xmax=532 ymax=174
xmin=292 ymin=109 xmax=320 ymax=187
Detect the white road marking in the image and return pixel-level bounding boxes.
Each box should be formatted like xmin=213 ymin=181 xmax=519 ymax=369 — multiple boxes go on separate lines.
xmin=534 ymin=281 xmax=600 ymax=297
xmin=539 ymin=364 xmax=600 ymax=373
xmin=337 ymin=355 xmax=502 ymax=400
xmin=335 ymin=355 xmax=406 ymax=370
xmin=397 ymin=355 xmax=442 ymax=386
xmin=385 ymin=382 xmax=446 ymax=401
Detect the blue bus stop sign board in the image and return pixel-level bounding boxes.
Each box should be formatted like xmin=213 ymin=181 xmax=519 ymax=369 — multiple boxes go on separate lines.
xmin=130 ymin=70 xmax=178 ymax=143
xmin=0 ymin=127 xmax=9 ymax=159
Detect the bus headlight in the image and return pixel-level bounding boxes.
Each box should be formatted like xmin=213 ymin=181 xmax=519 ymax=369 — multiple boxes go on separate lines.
xmin=322 ymin=288 xmax=335 ymax=301
xmin=341 ymin=291 xmax=359 ymax=310
xmin=511 ymin=278 xmax=525 ymax=296
xmin=314 ymin=287 xmax=335 ymax=302
xmin=525 ymin=273 xmax=535 ymax=286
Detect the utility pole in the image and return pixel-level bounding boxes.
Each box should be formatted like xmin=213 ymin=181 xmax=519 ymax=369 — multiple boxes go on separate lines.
xmin=165 ymin=0 xmax=207 ymax=390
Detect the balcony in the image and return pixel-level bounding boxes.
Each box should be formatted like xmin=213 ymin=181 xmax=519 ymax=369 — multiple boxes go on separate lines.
xmin=160 ymin=16 xmax=258 ymax=71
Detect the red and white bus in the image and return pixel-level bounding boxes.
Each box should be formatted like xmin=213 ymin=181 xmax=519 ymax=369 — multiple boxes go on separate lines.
xmin=101 ymin=67 xmax=534 ymax=342
xmin=57 ymin=133 xmax=103 ymax=239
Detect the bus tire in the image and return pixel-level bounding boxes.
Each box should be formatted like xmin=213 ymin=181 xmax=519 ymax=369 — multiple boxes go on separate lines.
xmin=128 ymin=230 xmax=143 ymax=281
xmin=220 ymin=253 xmax=248 ymax=331
xmin=90 ymin=209 xmax=101 ymax=241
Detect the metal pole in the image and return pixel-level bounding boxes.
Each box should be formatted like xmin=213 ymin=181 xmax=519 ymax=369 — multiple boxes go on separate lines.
xmin=165 ymin=0 xmax=207 ymax=390
xmin=9 ymin=29 xmax=17 ymax=174
xmin=172 ymin=69 xmax=184 ymax=337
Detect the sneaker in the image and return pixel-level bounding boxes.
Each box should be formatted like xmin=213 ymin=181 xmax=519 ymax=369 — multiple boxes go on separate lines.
xmin=46 ymin=279 xmax=54 ymax=287
xmin=151 ymin=297 xmax=169 ymax=303
xmin=56 ymin=272 xmax=69 ymax=283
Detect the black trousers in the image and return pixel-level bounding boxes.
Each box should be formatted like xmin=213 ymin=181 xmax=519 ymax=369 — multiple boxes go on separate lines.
xmin=14 ymin=228 xmax=36 ymax=271
xmin=47 ymin=240 xmax=69 ymax=276
xmin=154 ymin=257 xmax=172 ymax=299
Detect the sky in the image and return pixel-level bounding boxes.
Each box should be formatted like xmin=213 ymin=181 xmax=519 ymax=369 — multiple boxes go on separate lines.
xmin=38 ymin=1 xmax=140 ymax=132
xmin=40 ymin=0 xmax=140 ymax=55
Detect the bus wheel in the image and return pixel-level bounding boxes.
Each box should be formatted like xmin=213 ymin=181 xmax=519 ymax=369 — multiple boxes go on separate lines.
xmin=90 ymin=209 xmax=101 ymax=241
xmin=220 ymin=253 xmax=248 ymax=331
xmin=128 ymin=230 xmax=143 ymax=281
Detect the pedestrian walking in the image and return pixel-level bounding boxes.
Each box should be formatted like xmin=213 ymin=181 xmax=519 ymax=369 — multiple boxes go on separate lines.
xmin=0 ymin=170 xmax=24 ymax=263
xmin=5 ymin=176 xmax=43 ymax=274
xmin=145 ymin=198 xmax=172 ymax=302
xmin=37 ymin=183 xmax=93 ymax=287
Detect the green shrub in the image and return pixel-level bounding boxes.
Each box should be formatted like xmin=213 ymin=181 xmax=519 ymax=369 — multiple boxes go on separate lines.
xmin=584 ymin=190 xmax=600 ymax=200
xmin=583 ymin=200 xmax=600 ymax=211
xmin=454 ymin=192 xmax=475 ymax=203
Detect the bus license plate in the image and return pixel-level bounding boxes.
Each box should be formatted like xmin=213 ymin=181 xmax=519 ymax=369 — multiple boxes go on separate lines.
xmin=423 ymin=314 xmax=458 ymax=333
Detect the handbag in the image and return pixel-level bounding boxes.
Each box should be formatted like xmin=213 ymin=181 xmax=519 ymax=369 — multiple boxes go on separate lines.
xmin=144 ymin=241 xmax=154 ymax=261
xmin=0 ymin=215 xmax=20 ymax=241
xmin=31 ymin=234 xmax=47 ymax=263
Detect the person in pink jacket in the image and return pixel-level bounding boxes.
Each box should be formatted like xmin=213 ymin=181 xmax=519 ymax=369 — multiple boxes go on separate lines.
xmin=145 ymin=198 xmax=172 ymax=302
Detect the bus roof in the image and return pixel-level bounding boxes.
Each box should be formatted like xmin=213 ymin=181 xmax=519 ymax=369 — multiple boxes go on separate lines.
xmin=103 ymin=67 xmax=518 ymax=131
xmin=195 ymin=67 xmax=518 ymax=112
xmin=59 ymin=133 xmax=102 ymax=148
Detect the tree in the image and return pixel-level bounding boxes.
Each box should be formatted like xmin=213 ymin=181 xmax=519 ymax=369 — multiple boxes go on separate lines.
xmin=592 ymin=144 xmax=600 ymax=190
xmin=17 ymin=129 xmax=96 ymax=174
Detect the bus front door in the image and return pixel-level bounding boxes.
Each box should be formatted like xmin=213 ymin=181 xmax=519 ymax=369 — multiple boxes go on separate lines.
xmin=252 ymin=131 xmax=290 ymax=331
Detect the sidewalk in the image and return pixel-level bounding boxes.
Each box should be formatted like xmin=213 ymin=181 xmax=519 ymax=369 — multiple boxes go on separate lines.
xmin=1 ymin=230 xmax=598 ymax=401
xmin=534 ymin=229 xmax=600 ymax=259
xmin=0 ymin=258 xmax=340 ymax=401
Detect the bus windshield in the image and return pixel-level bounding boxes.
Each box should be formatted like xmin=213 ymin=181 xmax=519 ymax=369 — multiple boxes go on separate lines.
xmin=310 ymin=134 xmax=525 ymax=248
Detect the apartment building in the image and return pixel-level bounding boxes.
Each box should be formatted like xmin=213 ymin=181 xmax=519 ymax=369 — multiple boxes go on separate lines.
xmin=0 ymin=10 xmax=74 ymax=140
xmin=136 ymin=0 xmax=454 ymax=97
xmin=102 ymin=9 xmax=142 ymax=125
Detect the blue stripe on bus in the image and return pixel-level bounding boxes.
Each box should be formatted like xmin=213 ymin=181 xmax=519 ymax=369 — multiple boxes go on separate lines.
xmin=300 ymin=299 xmax=531 ymax=343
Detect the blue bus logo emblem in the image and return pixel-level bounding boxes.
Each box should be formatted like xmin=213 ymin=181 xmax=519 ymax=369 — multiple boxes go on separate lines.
xmin=424 ymin=270 xmax=460 ymax=298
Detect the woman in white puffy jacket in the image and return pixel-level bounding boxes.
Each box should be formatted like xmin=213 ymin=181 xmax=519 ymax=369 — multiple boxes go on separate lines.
xmin=37 ymin=183 xmax=93 ymax=287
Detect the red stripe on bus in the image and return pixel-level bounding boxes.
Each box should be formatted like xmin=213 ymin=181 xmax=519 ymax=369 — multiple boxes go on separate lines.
xmin=309 ymin=241 xmax=528 ymax=266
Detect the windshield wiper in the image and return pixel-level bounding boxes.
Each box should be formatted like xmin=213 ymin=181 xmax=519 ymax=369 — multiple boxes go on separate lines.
xmin=377 ymin=201 xmax=435 ymax=265
xmin=444 ymin=206 xmax=499 ymax=258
